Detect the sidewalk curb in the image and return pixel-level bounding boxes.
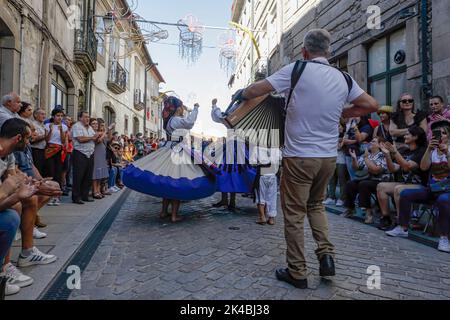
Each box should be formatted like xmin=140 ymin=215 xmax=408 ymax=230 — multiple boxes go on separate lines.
xmin=8 ymin=190 xmax=130 ymax=300
xmin=325 ymin=205 xmax=439 ymax=249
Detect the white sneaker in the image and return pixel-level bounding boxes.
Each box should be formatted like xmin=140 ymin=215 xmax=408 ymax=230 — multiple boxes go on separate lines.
xmin=4 ymin=263 xmax=34 ymax=288
xmin=336 ymin=200 xmax=344 ymax=207
xmin=108 ymin=187 xmax=118 ymax=194
xmin=5 ymin=282 xmax=21 ymax=296
xmin=53 ymin=198 xmax=61 ymax=206
xmin=113 ymin=186 xmax=121 ymax=192
xmin=438 ymin=237 xmax=450 ymax=253
xmin=18 ymin=247 xmax=57 ymax=267
xmin=323 ymin=198 xmax=335 ymax=205
xmin=386 ymin=226 xmax=409 ymax=238
xmin=33 ymin=227 xmax=47 ymax=239
xmin=47 ymin=199 xmax=56 ymax=207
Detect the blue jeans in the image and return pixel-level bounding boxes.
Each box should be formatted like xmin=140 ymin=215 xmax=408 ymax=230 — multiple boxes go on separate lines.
xmin=0 ymin=210 xmax=20 ymax=266
xmin=108 ymin=167 xmax=118 ymax=188
xmin=399 ymin=186 xmax=450 ymax=236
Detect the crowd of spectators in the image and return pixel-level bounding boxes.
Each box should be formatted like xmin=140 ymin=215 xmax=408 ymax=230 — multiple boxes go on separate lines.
xmin=323 ymin=93 xmax=450 ymax=254
xmin=0 ymin=92 xmax=161 ymax=297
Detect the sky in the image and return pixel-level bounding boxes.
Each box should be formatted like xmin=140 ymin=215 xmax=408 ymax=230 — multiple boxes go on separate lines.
xmin=136 ymin=0 xmax=235 ymax=137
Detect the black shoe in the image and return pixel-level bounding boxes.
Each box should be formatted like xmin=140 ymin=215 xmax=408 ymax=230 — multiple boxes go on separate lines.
xmin=319 ymin=255 xmax=336 ymax=277
xmin=73 ymin=200 xmax=85 ymax=205
xmin=212 ymin=201 xmax=227 ymax=208
xmin=82 ymin=198 xmax=95 ymax=203
xmin=275 ymin=268 xmax=308 ymax=289
xmin=377 ymin=216 xmax=392 ymax=231
xmin=62 ymin=190 xmax=70 ymax=197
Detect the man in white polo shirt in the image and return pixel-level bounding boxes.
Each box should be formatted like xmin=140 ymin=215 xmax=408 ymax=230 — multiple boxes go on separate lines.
xmin=239 ymin=29 xmax=379 ymax=289
xmin=71 ymin=111 xmax=99 ymax=204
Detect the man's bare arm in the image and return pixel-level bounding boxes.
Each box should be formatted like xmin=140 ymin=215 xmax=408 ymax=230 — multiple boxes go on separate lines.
xmin=342 ymin=92 xmax=379 ymax=118
xmin=242 ymin=80 xmax=275 ymax=100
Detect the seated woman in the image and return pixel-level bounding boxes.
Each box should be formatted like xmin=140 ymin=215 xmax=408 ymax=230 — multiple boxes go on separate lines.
xmin=386 ymin=120 xmax=450 ymax=253
xmin=376 ymin=126 xmax=429 ymax=230
xmin=342 ymin=116 xmax=374 ymax=180
xmin=390 ymin=93 xmax=428 ymax=153
xmin=342 ymin=138 xmax=390 ymax=224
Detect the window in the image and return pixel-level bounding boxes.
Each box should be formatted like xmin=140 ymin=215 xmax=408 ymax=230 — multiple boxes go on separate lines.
xmin=50 ymin=70 xmax=68 ymax=111
xmin=103 ymin=105 xmax=116 ymax=127
xmin=332 ymin=55 xmax=348 ymax=72
xmin=96 ymin=17 xmax=105 ymax=56
xmin=124 ymin=115 xmax=129 ymax=134
xmin=124 ymin=55 xmax=131 ymax=89
xmin=368 ymin=29 xmax=406 ymax=106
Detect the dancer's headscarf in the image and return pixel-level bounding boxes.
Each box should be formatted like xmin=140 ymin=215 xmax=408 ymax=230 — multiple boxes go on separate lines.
xmin=162 ymin=96 xmax=184 ymax=132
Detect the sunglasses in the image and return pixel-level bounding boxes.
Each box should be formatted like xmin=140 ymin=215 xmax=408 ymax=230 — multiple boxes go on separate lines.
xmin=401 ymin=99 xmax=414 ymax=104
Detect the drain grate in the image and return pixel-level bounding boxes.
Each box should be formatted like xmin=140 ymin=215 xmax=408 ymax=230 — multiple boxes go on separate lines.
xmin=40 ymin=189 xmax=131 ymax=300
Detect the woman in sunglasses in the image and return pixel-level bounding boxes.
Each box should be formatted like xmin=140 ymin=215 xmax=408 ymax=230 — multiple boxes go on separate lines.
xmin=390 ymin=93 xmax=428 ymax=153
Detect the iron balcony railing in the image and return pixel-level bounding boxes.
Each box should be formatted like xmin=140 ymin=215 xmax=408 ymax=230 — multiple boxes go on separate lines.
xmin=107 ymin=60 xmax=127 ymax=94
xmin=74 ymin=27 xmax=98 ymax=73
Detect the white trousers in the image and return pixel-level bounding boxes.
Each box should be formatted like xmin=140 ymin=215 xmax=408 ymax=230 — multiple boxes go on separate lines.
xmin=256 ymin=174 xmax=278 ymax=218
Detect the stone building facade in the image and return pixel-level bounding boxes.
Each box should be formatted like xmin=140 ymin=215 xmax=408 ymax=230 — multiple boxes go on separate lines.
xmin=0 ymin=0 xmax=86 ymax=116
xmin=231 ymin=0 xmax=450 ymax=109
xmin=0 ymin=0 xmax=165 ymax=136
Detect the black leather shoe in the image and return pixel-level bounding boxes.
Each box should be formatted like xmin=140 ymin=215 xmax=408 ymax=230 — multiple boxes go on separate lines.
xmin=73 ymin=200 xmax=85 ymax=205
xmin=319 ymin=255 xmax=336 ymax=277
xmin=82 ymin=198 xmax=95 ymax=203
xmin=275 ymin=268 xmax=308 ymax=289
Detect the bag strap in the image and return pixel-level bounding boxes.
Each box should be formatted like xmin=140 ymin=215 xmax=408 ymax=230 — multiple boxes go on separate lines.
xmin=285 ymin=60 xmax=307 ymax=110
xmin=306 ymin=60 xmax=353 ymax=93
xmin=285 ymin=60 xmax=353 ymax=110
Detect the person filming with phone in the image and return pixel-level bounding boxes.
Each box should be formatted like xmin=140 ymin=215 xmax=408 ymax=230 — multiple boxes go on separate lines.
xmin=390 ymin=120 xmax=450 ymax=253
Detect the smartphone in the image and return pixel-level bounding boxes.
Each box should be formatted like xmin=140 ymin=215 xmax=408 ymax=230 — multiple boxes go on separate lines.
xmin=432 ymin=129 xmax=442 ymax=142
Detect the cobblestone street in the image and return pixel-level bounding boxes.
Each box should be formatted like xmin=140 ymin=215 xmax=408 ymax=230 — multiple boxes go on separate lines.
xmin=69 ymin=191 xmax=450 ymax=300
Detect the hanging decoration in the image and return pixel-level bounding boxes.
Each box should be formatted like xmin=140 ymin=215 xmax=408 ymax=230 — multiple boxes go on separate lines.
xmin=177 ymin=14 xmax=204 ymax=65
xmin=218 ymin=31 xmax=238 ymax=76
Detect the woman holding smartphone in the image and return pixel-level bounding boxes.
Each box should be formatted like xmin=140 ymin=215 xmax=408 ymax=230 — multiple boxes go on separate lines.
xmin=45 ymin=109 xmax=68 ymax=206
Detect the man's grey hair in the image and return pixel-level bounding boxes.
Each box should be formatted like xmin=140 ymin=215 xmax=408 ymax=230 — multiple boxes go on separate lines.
xmin=1 ymin=94 xmax=13 ymax=106
xmin=303 ymin=29 xmax=332 ymax=56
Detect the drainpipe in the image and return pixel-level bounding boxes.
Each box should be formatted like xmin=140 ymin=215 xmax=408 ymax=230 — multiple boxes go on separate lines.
xmin=421 ymin=0 xmax=431 ymax=106
xmin=37 ymin=37 xmax=45 ymax=108
xmin=18 ymin=13 xmax=25 ymax=95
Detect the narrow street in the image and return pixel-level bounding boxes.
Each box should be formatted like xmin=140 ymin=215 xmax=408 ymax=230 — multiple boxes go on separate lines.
xmin=68 ymin=191 xmax=450 ymax=300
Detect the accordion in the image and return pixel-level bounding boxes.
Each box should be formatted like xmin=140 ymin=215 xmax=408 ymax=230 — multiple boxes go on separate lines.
xmin=223 ymin=94 xmax=286 ymax=148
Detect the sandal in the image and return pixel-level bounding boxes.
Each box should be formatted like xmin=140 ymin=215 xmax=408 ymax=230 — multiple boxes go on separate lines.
xmin=93 ymin=193 xmax=104 ymax=200
xmin=267 ymin=218 xmax=275 ymax=226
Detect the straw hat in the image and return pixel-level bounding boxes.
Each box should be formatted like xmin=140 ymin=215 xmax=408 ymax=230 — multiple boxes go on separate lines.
xmin=377 ymin=105 xmax=394 ymax=114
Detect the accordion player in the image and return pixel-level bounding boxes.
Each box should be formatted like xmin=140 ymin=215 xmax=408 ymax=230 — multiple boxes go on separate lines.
xmin=212 ymin=94 xmax=286 ymax=149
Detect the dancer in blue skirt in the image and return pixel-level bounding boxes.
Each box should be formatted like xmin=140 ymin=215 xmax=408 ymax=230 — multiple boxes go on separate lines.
xmin=123 ymin=96 xmax=216 ymax=223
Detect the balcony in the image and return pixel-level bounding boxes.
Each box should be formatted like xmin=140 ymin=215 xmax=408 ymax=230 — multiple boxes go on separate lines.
xmin=134 ymin=89 xmax=145 ymax=111
xmin=107 ymin=60 xmax=127 ymax=94
xmin=74 ymin=28 xmax=98 ymax=74
xmin=252 ymin=57 xmax=269 ymax=81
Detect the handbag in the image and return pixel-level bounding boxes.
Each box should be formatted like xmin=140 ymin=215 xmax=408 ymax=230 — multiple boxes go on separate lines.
xmin=430 ymin=179 xmax=450 ymax=193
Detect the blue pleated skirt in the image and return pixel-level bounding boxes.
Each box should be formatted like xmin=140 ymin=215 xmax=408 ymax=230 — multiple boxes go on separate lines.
xmin=123 ymin=142 xmax=216 ymax=201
